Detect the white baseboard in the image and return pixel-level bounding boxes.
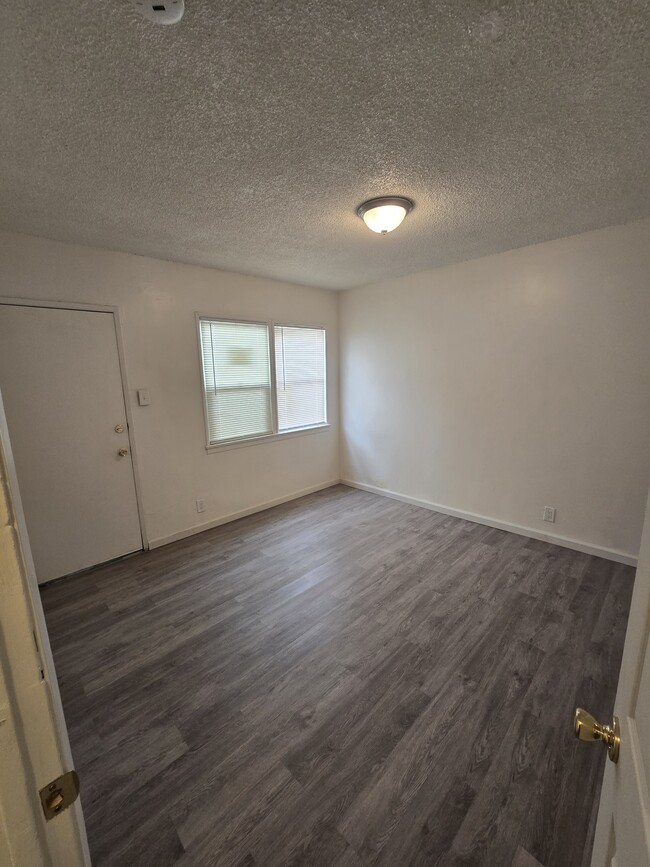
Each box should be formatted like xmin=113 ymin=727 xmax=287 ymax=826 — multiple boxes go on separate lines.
xmin=341 ymin=479 xmax=638 ymax=567
xmin=148 ymin=479 xmax=341 ymax=549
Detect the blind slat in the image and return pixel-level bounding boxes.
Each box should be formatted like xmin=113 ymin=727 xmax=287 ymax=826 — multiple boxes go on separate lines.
xmin=274 ymin=326 xmax=327 ymax=431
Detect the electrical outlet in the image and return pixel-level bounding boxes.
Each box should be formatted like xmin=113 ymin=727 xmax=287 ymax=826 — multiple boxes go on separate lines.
xmin=543 ymin=506 xmax=556 ymax=523
xmin=196 ymin=498 xmax=205 ymax=514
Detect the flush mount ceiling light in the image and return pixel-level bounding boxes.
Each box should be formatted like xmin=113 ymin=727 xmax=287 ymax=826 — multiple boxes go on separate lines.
xmin=356 ymin=196 xmax=414 ymax=235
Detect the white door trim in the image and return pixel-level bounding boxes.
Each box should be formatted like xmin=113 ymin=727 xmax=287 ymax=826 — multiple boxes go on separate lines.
xmin=0 ymin=296 xmax=148 ymax=551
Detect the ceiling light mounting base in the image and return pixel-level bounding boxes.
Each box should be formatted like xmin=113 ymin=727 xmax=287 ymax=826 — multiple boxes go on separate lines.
xmin=132 ymin=1 xmax=184 ymax=25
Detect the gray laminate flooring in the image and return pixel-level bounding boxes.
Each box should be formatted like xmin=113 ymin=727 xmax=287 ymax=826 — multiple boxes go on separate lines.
xmin=40 ymin=485 xmax=633 ymax=867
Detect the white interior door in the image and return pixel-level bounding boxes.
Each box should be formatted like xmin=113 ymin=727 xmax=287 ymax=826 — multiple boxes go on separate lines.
xmin=590 ymin=486 xmax=650 ymax=867
xmin=0 ymin=304 xmax=142 ymax=582
xmin=0 ymin=391 xmax=89 ymax=866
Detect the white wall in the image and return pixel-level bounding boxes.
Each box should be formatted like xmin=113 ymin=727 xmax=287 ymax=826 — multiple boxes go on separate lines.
xmin=340 ymin=219 xmax=650 ymax=561
xmin=0 ymin=231 xmax=339 ymax=546
xmin=2 ymin=220 xmax=648 ymax=562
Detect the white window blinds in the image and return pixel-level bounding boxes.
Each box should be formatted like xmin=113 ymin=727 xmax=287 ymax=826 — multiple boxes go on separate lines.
xmin=274 ymin=325 xmax=327 ymax=431
xmin=199 ymin=319 xmax=273 ymax=444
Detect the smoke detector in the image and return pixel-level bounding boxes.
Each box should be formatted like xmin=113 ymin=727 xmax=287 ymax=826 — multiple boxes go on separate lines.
xmin=133 ymin=1 xmax=184 ymax=25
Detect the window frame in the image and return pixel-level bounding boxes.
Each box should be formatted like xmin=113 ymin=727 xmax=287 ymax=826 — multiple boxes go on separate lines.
xmin=196 ymin=313 xmax=329 ymax=452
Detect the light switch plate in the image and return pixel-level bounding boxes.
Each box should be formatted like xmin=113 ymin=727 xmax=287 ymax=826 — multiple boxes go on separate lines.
xmin=137 ymin=388 xmax=151 ymax=406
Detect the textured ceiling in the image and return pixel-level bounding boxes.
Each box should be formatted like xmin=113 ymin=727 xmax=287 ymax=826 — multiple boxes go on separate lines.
xmin=1 ymin=1 xmax=649 ymax=290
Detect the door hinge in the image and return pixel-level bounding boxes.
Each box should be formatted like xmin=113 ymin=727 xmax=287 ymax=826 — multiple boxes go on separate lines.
xmin=39 ymin=770 xmax=80 ymax=821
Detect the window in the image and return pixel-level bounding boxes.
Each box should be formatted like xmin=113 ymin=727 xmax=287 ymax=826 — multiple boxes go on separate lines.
xmin=199 ymin=319 xmax=273 ymax=444
xmin=198 ymin=317 xmax=327 ymax=447
xmin=274 ymin=325 xmax=327 ymax=432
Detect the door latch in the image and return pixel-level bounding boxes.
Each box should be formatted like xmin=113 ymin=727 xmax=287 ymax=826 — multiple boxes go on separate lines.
xmin=39 ymin=770 xmax=80 ymax=820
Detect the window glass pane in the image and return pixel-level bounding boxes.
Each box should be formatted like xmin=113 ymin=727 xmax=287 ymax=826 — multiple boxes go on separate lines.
xmin=200 ymin=319 xmax=272 ymax=444
xmin=274 ymin=326 xmax=327 ymax=431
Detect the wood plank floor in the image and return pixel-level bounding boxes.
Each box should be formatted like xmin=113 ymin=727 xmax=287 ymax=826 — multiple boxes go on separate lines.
xmin=40 ymin=485 xmax=634 ymax=867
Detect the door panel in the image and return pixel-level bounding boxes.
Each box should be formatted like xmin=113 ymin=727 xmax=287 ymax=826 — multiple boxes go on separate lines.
xmin=591 ymin=488 xmax=650 ymax=867
xmin=637 ymin=644 xmax=650 ymax=779
xmin=0 ymin=304 xmax=142 ymax=582
xmin=0 ymin=392 xmax=90 ymax=865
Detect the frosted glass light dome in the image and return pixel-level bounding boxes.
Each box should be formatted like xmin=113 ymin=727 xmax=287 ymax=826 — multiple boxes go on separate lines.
xmin=357 ymin=196 xmax=414 ymax=234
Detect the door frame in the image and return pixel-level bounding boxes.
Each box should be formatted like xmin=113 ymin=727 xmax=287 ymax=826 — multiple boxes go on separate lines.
xmin=0 ymin=296 xmax=148 ymax=552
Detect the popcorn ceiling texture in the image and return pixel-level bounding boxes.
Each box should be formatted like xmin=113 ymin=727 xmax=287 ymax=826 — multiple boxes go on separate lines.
xmin=1 ymin=0 xmax=648 ymax=290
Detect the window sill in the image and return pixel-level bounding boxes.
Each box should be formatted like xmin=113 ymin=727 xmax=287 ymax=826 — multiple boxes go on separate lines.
xmin=205 ymin=424 xmax=331 ymax=454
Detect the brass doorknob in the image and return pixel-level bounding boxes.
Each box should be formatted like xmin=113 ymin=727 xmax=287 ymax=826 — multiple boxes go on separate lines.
xmin=574 ymin=707 xmax=620 ymax=763
xmin=117 ymin=448 xmax=129 ymax=457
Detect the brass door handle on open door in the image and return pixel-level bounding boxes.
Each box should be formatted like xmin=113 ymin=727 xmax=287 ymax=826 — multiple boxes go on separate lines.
xmin=117 ymin=448 xmax=129 ymax=457
xmin=574 ymin=707 xmax=620 ymax=763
